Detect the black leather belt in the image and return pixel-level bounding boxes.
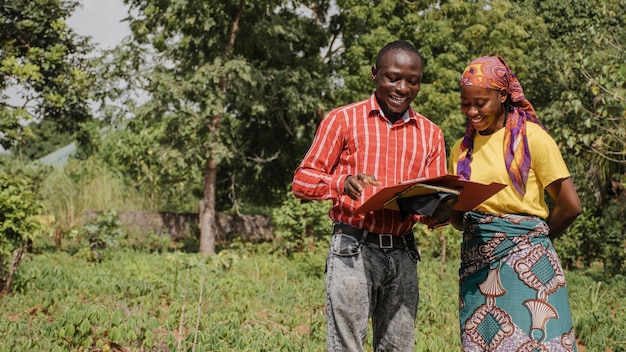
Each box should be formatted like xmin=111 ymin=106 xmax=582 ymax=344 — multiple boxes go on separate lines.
xmin=333 ymin=223 xmax=414 ymax=250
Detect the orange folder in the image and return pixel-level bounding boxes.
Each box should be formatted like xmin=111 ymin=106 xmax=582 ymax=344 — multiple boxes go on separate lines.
xmin=355 ymin=175 xmax=506 ymax=214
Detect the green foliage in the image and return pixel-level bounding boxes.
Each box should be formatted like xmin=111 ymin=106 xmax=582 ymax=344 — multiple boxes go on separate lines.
xmin=97 ymin=124 xmax=202 ymax=213
xmin=0 ymin=174 xmax=43 ymax=253
xmin=0 ymin=173 xmax=46 ymax=294
xmin=0 ymin=153 xmax=52 ymax=189
xmin=554 ymin=209 xmax=590 ymax=270
xmin=415 ymin=256 xmax=462 ymax=350
xmin=557 ymin=205 xmax=625 ymax=277
xmin=99 ymin=0 xmax=333 ymax=214
xmin=531 ymin=0 xmax=626 ymax=171
xmin=0 ymin=0 xmax=95 ymax=149
xmin=3 ymin=0 xmax=623 ymax=283
xmin=38 ymin=157 xmax=151 ymax=230
xmin=138 ymin=232 xmax=173 ymax=254
xmin=567 ymin=270 xmax=626 ymax=350
xmin=529 ymin=0 xmax=626 ymax=275
xmin=0 ymin=244 xmax=326 ymax=351
xmin=596 ymin=202 xmax=625 ymax=276
xmin=0 ymin=237 xmax=624 ymax=351
xmin=272 ymin=191 xmax=332 ymax=253
xmin=415 ymin=223 xmax=462 ymax=263
xmin=9 ymin=119 xmax=74 ymax=161
xmin=76 ymin=210 xmax=126 ymax=262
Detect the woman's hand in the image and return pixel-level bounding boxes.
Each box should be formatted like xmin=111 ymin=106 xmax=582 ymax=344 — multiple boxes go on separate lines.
xmin=422 ymin=216 xmax=450 ymax=229
xmin=450 ymin=210 xmax=465 ymax=231
xmin=546 ymin=177 xmax=582 ymax=240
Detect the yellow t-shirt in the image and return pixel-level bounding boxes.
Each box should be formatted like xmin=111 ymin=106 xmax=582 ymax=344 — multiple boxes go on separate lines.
xmin=449 ymin=122 xmax=570 ymax=219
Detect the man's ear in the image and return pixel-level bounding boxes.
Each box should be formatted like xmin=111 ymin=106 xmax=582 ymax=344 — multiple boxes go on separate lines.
xmin=371 ymin=65 xmax=377 ymax=81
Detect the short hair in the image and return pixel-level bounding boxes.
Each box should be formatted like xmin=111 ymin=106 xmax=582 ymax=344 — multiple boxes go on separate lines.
xmin=375 ymin=40 xmax=423 ymax=68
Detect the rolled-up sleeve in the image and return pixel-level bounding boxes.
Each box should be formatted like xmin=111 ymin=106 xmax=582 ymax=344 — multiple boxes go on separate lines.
xmin=292 ymin=110 xmax=347 ymax=201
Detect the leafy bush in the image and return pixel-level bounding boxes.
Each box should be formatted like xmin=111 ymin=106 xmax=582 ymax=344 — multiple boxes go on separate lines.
xmin=2 ymin=238 xmax=623 ymax=351
xmin=0 ymin=173 xmax=46 ymax=294
xmin=75 ymin=210 xmax=126 ymax=262
xmin=272 ymin=191 xmax=332 ymax=253
xmin=415 ymin=223 xmax=462 ymax=261
xmin=556 ymin=208 xmax=595 ymax=270
xmin=559 ymin=206 xmax=625 ymax=276
xmin=597 ymin=201 xmax=626 ymax=276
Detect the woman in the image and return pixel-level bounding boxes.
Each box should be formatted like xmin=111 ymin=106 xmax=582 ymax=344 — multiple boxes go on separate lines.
xmin=449 ymin=56 xmax=582 ymax=352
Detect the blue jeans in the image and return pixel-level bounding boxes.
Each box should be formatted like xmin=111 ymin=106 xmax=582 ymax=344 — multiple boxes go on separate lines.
xmin=325 ymin=232 xmax=420 ymax=352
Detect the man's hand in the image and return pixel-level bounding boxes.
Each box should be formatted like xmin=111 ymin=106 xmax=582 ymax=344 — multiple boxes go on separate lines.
xmin=422 ymin=194 xmax=458 ymax=229
xmin=344 ymin=173 xmax=382 ymax=200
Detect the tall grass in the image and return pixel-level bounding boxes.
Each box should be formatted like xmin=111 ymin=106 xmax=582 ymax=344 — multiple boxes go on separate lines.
xmin=39 ymin=158 xmax=154 ymax=229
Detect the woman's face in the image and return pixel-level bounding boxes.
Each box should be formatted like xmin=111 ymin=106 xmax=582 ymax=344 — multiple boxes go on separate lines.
xmin=460 ymin=85 xmax=507 ymax=135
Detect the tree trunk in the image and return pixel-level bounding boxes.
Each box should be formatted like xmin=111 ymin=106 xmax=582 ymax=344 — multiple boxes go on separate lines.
xmin=199 ymin=158 xmax=218 ymax=255
xmin=2 ymin=245 xmax=25 ymax=295
xmin=198 ymin=6 xmax=242 ymax=255
xmin=439 ymin=231 xmax=447 ymax=280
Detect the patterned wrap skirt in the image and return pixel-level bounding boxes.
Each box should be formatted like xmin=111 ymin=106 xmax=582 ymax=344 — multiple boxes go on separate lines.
xmin=459 ymin=211 xmax=577 ymax=352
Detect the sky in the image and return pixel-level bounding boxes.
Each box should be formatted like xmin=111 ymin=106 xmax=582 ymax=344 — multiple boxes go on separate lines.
xmin=66 ymin=0 xmax=130 ymax=49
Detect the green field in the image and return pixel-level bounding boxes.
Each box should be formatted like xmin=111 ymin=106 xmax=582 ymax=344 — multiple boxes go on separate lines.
xmin=0 ymin=237 xmax=624 ymax=352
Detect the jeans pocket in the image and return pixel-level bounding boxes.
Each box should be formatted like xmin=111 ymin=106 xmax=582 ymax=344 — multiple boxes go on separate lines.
xmin=406 ymin=240 xmax=420 ymax=263
xmin=330 ymin=233 xmax=362 ymax=257
xmin=406 ymin=249 xmax=421 ymax=263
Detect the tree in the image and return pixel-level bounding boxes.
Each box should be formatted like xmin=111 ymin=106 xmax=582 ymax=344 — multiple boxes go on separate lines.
xmin=10 ymin=119 xmax=74 ymax=160
xmin=517 ymin=0 xmax=625 ymax=195
xmin=94 ymin=0 xmax=624 ymax=266
xmin=0 ymin=0 xmax=95 ymax=150
xmin=510 ymin=0 xmax=625 ymax=273
xmin=329 ymin=0 xmax=553 ymax=149
xmin=0 ymin=173 xmax=46 ymax=295
xmin=329 ymin=0 xmax=625 ymax=271
xmin=104 ymin=0 xmax=333 ymax=254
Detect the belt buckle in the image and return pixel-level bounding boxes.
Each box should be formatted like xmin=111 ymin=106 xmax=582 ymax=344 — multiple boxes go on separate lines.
xmin=379 ymin=234 xmax=393 ymax=249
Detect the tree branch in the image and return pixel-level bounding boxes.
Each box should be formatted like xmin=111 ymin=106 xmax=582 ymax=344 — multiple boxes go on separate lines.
xmin=581 ymin=68 xmax=625 ymax=103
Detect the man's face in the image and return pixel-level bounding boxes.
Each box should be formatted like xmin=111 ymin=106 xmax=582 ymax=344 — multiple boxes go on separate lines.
xmin=372 ymin=50 xmax=423 ymax=119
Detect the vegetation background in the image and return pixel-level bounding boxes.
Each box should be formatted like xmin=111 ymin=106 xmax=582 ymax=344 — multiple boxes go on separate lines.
xmin=0 ymin=0 xmax=624 ymax=351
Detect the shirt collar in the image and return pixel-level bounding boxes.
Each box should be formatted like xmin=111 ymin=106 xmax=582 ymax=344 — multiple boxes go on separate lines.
xmin=369 ymin=93 xmax=413 ymax=124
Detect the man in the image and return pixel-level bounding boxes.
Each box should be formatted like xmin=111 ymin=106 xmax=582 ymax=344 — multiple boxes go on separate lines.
xmin=292 ymin=40 xmax=447 ymax=351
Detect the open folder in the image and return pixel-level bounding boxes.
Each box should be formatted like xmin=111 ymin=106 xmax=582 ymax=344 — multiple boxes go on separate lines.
xmin=355 ymin=175 xmax=506 ymax=214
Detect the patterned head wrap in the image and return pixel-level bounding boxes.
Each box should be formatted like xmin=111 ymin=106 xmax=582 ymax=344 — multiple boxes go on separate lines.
xmin=457 ymin=56 xmax=543 ymax=195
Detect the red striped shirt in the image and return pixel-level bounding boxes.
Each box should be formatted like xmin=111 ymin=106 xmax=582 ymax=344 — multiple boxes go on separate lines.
xmin=292 ymin=94 xmax=447 ymax=235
